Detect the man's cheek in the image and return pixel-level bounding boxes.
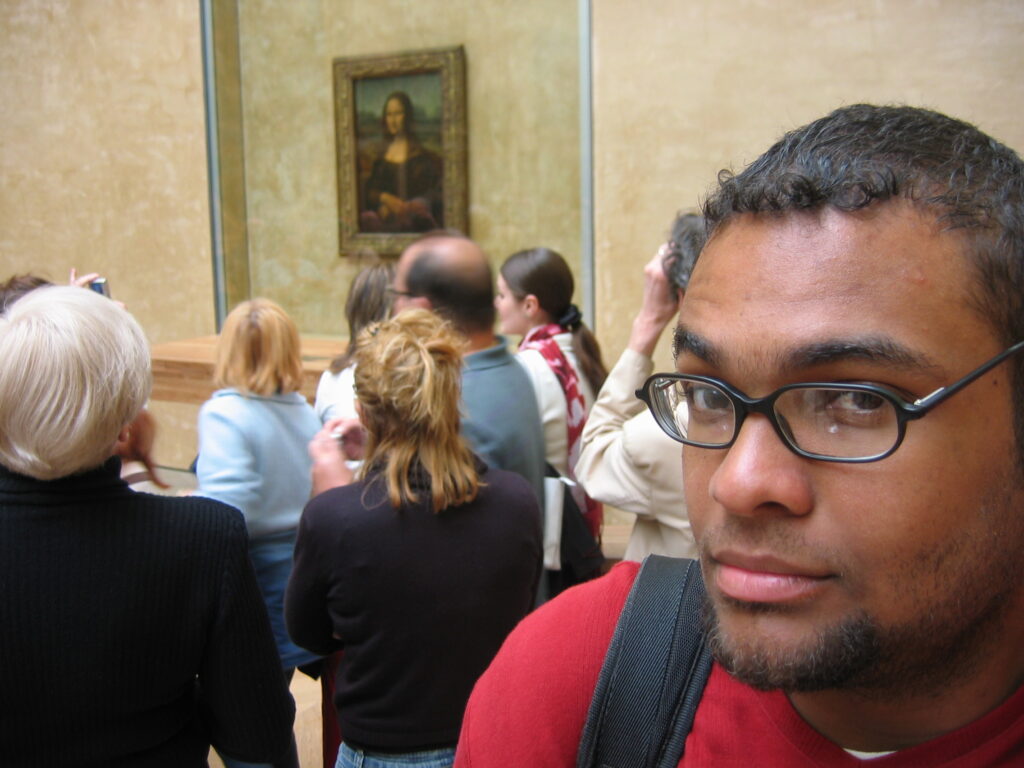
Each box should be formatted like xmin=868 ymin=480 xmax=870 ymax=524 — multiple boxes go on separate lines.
xmin=683 ymin=447 xmax=716 ymax=540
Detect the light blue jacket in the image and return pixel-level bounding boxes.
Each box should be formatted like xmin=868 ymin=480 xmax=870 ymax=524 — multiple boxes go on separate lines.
xmin=196 ymin=388 xmax=320 ymax=538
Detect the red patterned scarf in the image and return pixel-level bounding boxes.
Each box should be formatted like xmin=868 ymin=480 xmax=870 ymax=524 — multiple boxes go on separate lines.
xmin=520 ymin=323 xmax=603 ymax=537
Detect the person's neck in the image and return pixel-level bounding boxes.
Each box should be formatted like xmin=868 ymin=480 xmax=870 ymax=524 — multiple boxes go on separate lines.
xmin=462 ymin=329 xmax=499 ymax=355
xmin=787 ymin=606 xmax=1024 ymax=752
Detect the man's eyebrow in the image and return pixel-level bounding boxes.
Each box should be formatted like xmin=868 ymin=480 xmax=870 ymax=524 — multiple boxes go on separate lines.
xmin=782 ymin=337 xmax=940 ymax=373
xmin=673 ymin=327 xmax=941 ymax=374
xmin=673 ymin=327 xmax=721 ymax=365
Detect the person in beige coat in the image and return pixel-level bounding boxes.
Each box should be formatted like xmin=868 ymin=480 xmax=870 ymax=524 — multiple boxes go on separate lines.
xmin=574 ymin=213 xmax=704 ymax=561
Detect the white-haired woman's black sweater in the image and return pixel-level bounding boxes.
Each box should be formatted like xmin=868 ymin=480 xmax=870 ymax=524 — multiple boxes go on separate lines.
xmin=0 ymin=458 xmax=295 ymax=767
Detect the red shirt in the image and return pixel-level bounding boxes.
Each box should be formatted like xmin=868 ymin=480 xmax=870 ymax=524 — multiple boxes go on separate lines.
xmin=455 ymin=561 xmax=1024 ymax=767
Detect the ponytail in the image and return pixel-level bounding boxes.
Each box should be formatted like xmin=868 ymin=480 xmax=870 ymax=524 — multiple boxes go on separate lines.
xmin=568 ymin=319 xmax=607 ymax=395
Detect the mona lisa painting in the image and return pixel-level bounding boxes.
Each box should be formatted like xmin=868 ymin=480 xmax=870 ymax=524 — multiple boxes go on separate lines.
xmin=333 ymin=47 xmax=467 ymax=257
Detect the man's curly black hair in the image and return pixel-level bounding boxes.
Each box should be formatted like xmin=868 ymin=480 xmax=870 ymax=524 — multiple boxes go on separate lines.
xmin=663 ymin=212 xmax=706 ymax=292
xmin=701 ymin=103 xmax=1024 ymax=462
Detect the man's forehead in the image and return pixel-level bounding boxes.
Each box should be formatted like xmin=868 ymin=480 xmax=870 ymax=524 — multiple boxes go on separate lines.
xmin=679 ymin=206 xmax=992 ymax=374
xmin=689 ymin=206 xmax=970 ymax=306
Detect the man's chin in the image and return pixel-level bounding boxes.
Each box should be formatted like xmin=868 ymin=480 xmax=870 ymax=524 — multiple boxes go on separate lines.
xmin=703 ymin=600 xmax=881 ymax=692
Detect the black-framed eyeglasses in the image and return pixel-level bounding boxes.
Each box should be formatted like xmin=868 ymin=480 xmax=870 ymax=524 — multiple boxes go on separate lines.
xmin=636 ymin=340 xmax=1024 ymax=463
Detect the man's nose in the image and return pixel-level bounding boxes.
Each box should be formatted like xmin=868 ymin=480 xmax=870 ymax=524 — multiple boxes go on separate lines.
xmin=707 ymin=413 xmax=814 ymax=519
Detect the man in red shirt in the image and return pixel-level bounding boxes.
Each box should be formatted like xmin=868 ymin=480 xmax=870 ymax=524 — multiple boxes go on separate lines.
xmin=454 ymin=104 xmax=1024 ymax=766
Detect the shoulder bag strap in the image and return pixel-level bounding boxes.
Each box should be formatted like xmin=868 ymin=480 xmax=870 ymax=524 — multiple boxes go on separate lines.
xmin=576 ymin=555 xmax=713 ymax=768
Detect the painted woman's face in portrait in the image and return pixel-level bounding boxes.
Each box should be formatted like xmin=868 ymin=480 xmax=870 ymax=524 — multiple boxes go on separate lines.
xmin=385 ymin=98 xmax=406 ymax=137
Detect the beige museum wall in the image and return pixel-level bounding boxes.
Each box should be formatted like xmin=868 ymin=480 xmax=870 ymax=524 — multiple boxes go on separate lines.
xmin=0 ymin=1 xmax=214 ymax=344
xmin=0 ymin=1 xmax=214 ymax=470
xmin=591 ymin=0 xmax=1024 ymax=374
xmin=4 ymin=0 xmax=1024 ymax=472
xmin=235 ymin=0 xmax=581 ymax=335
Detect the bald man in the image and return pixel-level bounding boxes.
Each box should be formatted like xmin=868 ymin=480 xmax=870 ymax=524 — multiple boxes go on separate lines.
xmin=391 ymin=233 xmax=546 ymax=510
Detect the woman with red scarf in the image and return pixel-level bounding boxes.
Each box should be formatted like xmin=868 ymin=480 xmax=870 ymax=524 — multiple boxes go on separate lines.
xmin=496 ymin=248 xmax=608 ymax=589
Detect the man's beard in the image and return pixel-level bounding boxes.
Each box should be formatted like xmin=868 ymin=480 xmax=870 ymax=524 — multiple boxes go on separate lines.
xmin=701 ymin=492 xmax=1022 ymax=698
xmin=705 ymin=600 xmax=880 ymax=692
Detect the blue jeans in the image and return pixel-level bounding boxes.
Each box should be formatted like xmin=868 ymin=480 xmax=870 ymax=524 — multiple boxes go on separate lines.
xmin=249 ymin=529 xmax=321 ymax=669
xmin=335 ymin=743 xmax=456 ymax=768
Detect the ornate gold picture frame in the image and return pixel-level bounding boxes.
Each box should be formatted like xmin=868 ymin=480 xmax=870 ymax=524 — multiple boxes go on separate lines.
xmin=333 ymin=46 xmax=467 ymax=257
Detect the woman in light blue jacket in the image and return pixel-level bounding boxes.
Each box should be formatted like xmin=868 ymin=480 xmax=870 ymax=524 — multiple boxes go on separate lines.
xmin=197 ymin=298 xmax=321 ymax=768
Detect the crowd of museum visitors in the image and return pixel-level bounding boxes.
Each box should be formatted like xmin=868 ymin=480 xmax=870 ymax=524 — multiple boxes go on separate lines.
xmin=0 ymin=222 xmax=699 ymax=767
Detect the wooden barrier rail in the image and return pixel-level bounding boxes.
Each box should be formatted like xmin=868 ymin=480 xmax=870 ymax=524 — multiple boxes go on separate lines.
xmin=150 ymin=335 xmax=346 ymax=406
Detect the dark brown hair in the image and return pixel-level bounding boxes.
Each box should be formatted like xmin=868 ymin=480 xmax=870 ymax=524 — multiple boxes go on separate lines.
xmin=329 ymin=262 xmax=395 ymax=374
xmin=0 ymin=273 xmax=52 ymax=314
xmin=405 ymin=233 xmax=496 ymax=334
xmin=500 ymin=247 xmax=608 ymax=393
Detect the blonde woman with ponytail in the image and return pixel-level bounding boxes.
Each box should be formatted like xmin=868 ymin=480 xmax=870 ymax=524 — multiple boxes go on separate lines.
xmin=285 ymin=309 xmax=541 ymax=768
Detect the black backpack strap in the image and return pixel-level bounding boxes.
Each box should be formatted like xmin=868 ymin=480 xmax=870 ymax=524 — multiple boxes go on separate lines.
xmin=576 ymin=556 xmax=713 ymax=768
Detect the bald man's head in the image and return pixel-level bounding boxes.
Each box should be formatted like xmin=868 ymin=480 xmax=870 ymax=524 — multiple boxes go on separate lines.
xmin=396 ymin=234 xmax=496 ymax=334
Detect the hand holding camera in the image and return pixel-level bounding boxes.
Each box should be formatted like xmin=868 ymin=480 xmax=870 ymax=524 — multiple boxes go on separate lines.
xmin=69 ymin=268 xmax=113 ymax=299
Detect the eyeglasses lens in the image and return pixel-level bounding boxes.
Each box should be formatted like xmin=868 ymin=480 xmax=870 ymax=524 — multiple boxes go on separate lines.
xmin=661 ymin=378 xmax=734 ymax=446
xmin=773 ymin=387 xmax=899 ymax=459
xmin=652 ymin=377 xmax=901 ymax=460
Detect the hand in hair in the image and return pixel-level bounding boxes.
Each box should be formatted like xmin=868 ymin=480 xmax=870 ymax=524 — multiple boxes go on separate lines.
xmin=628 ymin=246 xmax=683 ymax=358
xmin=308 ymin=417 xmax=362 ymax=496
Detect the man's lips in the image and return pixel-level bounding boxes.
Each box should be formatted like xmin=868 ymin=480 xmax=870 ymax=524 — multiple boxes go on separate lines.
xmin=712 ymin=554 xmax=832 ymax=604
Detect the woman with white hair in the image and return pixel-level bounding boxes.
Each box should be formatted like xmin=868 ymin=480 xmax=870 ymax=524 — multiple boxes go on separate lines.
xmin=0 ymin=286 xmax=294 ymax=767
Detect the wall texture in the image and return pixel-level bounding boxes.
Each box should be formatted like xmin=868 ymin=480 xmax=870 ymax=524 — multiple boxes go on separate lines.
xmin=0 ymin=0 xmax=214 ymax=344
xmin=234 ymin=0 xmax=581 ymax=335
xmin=1 ymin=1 xmax=214 ymax=470
xmin=592 ymin=0 xmax=1024 ymax=372
xmin=3 ymin=0 xmax=1024 ymax=471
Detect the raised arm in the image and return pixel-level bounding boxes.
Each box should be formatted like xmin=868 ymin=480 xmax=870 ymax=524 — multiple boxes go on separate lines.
xmin=575 ymin=247 xmax=681 ymax=514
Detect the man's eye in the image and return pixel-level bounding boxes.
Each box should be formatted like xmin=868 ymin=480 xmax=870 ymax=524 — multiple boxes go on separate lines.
xmin=828 ymin=390 xmax=886 ymax=412
xmin=684 ymin=383 xmax=730 ymax=412
xmin=813 ymin=388 xmax=894 ymax=429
